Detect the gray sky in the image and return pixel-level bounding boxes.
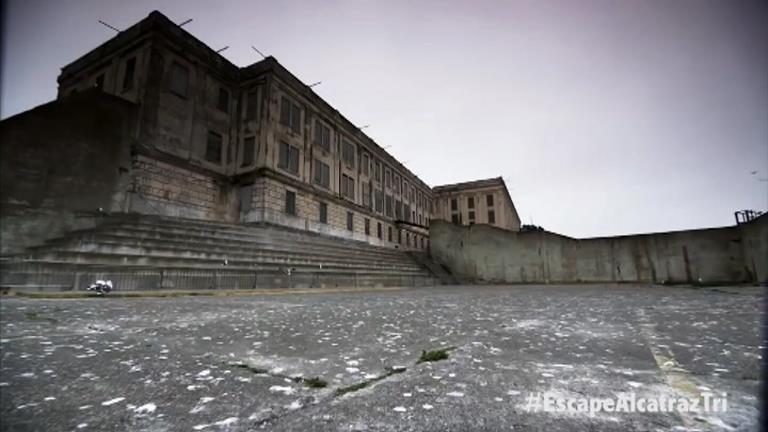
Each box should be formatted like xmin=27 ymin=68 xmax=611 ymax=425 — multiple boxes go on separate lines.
xmin=2 ymin=0 xmax=767 ymax=238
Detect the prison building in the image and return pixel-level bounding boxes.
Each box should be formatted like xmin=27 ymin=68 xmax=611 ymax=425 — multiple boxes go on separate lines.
xmin=432 ymin=177 xmax=521 ymax=231
xmin=53 ymin=10 xmax=432 ymax=251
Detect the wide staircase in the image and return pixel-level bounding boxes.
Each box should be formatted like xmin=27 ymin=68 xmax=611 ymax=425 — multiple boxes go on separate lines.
xmin=0 ymin=214 xmax=441 ymax=292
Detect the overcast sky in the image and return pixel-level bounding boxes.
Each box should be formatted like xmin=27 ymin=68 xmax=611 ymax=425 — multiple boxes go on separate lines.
xmin=2 ymin=0 xmax=766 ymax=237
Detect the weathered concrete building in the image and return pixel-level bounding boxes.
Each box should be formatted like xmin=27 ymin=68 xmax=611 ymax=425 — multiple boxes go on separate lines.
xmin=432 ymin=177 xmax=521 ymax=231
xmin=51 ymin=10 xmax=434 ymax=251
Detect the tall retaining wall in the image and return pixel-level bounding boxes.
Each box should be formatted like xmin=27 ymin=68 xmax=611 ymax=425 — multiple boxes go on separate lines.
xmin=429 ymin=216 xmax=768 ymax=285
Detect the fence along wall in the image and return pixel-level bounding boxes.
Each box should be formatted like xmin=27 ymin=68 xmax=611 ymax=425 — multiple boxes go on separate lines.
xmin=429 ymin=215 xmax=768 ymax=285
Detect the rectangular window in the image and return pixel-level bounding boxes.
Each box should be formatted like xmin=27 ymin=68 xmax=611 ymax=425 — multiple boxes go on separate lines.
xmin=285 ymin=191 xmax=296 ymax=215
xmin=217 ymin=87 xmax=229 ymax=113
xmin=169 ymin=62 xmax=189 ymax=97
xmin=468 ymin=211 xmax=475 ymax=224
xmin=364 ymin=218 xmax=370 ymax=235
xmin=319 ymin=202 xmax=328 ymax=224
xmin=375 ymin=190 xmax=384 ymax=213
xmin=315 ymin=121 xmax=331 ymax=152
xmin=394 ymin=175 xmax=400 ymax=193
xmin=95 ymin=74 xmax=105 ymax=89
xmin=388 ymin=226 xmax=393 ymax=242
xmin=451 ymin=214 xmax=460 ymax=224
xmin=468 ymin=197 xmax=475 ymax=209
xmin=247 ymin=89 xmax=259 ymax=120
xmin=385 ymin=169 xmax=391 ymax=188
xmin=242 ymin=136 xmax=255 ymax=166
xmin=278 ymin=142 xmax=299 ymax=174
xmin=205 ymin=131 xmax=223 ymax=164
xmin=346 ymin=212 xmax=354 ymax=231
xmin=404 ymin=204 xmax=410 ymax=222
xmin=377 ymin=222 xmax=382 ymax=239
xmin=451 ymin=198 xmax=458 ymax=211
xmin=488 ymin=210 xmax=496 ymax=224
xmin=395 ymin=200 xmax=402 ymax=220
xmin=374 ymin=161 xmax=381 ymax=182
xmin=362 ymin=182 xmax=371 ymax=207
xmin=314 ymin=159 xmax=330 ymax=188
xmin=487 ymin=194 xmax=494 ymax=207
xmin=341 ymin=174 xmax=355 ymax=200
xmin=122 ymin=57 xmax=136 ymax=91
xmin=342 ymin=140 xmax=355 ymax=168
xmin=280 ymin=96 xmax=301 ymax=133
xmin=362 ymin=154 xmax=370 ymax=176
xmin=385 ymin=194 xmax=393 ymax=218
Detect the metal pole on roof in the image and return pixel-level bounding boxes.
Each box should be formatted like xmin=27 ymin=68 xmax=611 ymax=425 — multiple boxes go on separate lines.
xmin=98 ymin=20 xmax=121 ymax=33
xmin=251 ymin=46 xmax=267 ymax=58
xmin=178 ymin=18 xmax=193 ymax=27
xmin=216 ymin=46 xmax=229 ymax=53
xmin=308 ymin=81 xmax=322 ymax=88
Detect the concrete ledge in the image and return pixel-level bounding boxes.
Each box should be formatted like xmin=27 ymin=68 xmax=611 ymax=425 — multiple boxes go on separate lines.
xmin=1 ymin=285 xmax=408 ymax=299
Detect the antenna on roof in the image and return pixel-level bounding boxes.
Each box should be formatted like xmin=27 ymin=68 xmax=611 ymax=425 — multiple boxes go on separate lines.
xmin=216 ymin=46 xmax=229 ymax=53
xmin=308 ymin=81 xmax=322 ymax=88
xmin=178 ymin=18 xmax=193 ymax=27
xmin=98 ymin=20 xmax=121 ymax=33
xmin=359 ymin=125 xmax=370 ymax=130
xmin=251 ymin=46 xmax=267 ymax=58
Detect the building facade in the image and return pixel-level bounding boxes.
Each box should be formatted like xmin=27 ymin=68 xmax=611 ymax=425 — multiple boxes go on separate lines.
xmin=432 ymin=177 xmax=521 ymax=231
xmin=10 ymin=11 xmax=519 ymax=253
xmin=55 ymin=11 xmax=433 ymax=250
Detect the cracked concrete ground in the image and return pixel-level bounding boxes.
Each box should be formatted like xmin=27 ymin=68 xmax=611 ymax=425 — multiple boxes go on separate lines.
xmin=0 ymin=284 xmax=763 ymax=431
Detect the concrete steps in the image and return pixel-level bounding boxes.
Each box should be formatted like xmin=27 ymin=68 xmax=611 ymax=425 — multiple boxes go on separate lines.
xmin=1 ymin=214 xmax=441 ymax=291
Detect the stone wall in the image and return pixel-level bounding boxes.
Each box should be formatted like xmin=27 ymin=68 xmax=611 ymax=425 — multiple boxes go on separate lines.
xmin=128 ymin=154 xmax=235 ymax=221
xmin=430 ymin=216 xmax=768 ymax=285
xmin=0 ymin=90 xmax=136 ymax=255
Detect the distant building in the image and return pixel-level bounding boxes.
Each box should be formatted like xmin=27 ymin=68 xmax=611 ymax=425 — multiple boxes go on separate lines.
xmin=1 ymin=10 xmax=521 ymax=254
xmin=432 ymin=177 xmax=521 ymax=231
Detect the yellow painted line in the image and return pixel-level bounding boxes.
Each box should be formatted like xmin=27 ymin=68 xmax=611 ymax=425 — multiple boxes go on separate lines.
xmin=1 ymin=286 xmax=408 ymax=299
xmin=637 ymin=309 xmax=713 ymax=429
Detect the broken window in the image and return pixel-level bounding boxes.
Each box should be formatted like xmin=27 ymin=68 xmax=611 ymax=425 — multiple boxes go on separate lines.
xmin=314 ymin=159 xmax=330 ymax=189
xmin=342 ymin=140 xmax=355 ymax=168
xmin=278 ymin=142 xmax=299 ymax=174
xmin=341 ymin=174 xmax=355 ymax=200
xmin=280 ymin=95 xmax=302 ymax=133
xmin=315 ymin=121 xmax=331 ymax=152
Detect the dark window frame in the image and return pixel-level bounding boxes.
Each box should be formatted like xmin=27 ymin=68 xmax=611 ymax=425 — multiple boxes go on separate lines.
xmin=122 ymin=57 xmax=136 ymax=91
xmin=205 ymin=131 xmax=223 ymax=164
xmin=285 ymin=190 xmax=296 ymax=216
xmin=169 ymin=62 xmax=189 ymax=98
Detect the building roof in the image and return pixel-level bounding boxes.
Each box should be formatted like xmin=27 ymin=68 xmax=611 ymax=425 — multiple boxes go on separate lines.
xmin=57 ymin=10 xmax=432 ymax=193
xmin=432 ymin=177 xmax=506 ymax=194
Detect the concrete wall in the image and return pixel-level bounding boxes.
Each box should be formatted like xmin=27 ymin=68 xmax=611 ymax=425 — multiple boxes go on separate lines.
xmin=430 ymin=216 xmax=768 ymax=285
xmin=0 ymin=91 xmax=137 ymax=254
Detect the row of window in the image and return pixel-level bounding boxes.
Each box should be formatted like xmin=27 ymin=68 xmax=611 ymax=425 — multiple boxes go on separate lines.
xmin=450 ymin=194 xmax=496 ymax=225
xmin=278 ymin=95 xmax=428 ymax=208
xmin=284 ymin=190 xmax=427 ymax=249
xmin=168 ymin=61 xmax=261 ymax=119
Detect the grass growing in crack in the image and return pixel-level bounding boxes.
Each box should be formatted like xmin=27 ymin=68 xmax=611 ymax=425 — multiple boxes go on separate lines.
xmin=302 ymin=377 xmax=328 ymax=388
xmin=227 ymin=362 xmax=268 ymax=374
xmin=417 ymin=348 xmax=451 ymax=363
xmin=335 ymin=366 xmax=406 ymax=397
